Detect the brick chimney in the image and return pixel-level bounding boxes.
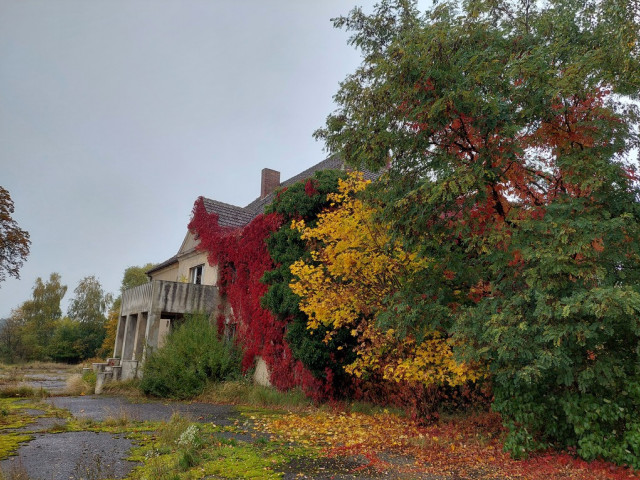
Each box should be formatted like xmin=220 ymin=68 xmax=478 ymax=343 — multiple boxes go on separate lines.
xmin=261 ymin=168 xmax=280 ymax=198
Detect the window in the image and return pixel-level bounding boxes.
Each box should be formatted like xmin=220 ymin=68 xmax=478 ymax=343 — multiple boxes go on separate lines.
xmin=189 ymin=264 xmax=204 ymax=285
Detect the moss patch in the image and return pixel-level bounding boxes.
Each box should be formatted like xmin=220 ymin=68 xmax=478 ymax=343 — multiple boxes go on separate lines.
xmin=0 ymin=394 xmax=326 ymax=480
xmin=123 ymin=412 xmax=317 ymax=480
xmin=0 ymin=432 xmax=32 ymax=459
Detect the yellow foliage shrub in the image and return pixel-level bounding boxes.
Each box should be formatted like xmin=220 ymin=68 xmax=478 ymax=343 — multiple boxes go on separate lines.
xmin=290 ymin=173 xmax=481 ymax=387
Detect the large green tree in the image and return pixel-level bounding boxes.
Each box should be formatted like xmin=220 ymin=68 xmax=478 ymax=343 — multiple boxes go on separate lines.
xmin=20 ymin=273 xmax=67 ymax=359
xmin=0 ymin=308 xmax=28 ymax=362
xmin=98 ymin=263 xmax=154 ymax=358
xmin=120 ymin=263 xmax=154 ymax=293
xmin=318 ymin=0 xmax=640 ymax=466
xmin=67 ymin=275 xmax=113 ymax=359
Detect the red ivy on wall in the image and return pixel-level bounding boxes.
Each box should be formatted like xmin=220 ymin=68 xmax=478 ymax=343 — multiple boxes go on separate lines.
xmin=188 ymin=198 xmax=328 ymax=398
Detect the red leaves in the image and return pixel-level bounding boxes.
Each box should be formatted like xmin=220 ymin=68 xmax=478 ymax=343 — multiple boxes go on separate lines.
xmin=188 ymin=197 xmax=333 ymax=397
xmin=443 ymin=270 xmax=456 ymax=280
xmin=592 ymin=237 xmax=605 ymax=253
xmin=259 ymin=409 xmax=639 ymax=480
xmin=304 ymin=179 xmax=319 ymax=197
xmin=508 ymin=249 xmax=523 ymax=267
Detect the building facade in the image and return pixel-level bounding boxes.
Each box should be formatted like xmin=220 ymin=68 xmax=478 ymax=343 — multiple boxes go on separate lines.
xmin=106 ymin=156 xmax=375 ymax=384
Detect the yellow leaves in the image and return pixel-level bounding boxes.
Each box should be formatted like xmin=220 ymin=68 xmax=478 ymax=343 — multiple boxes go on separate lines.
xmin=254 ymin=409 xmax=518 ymax=479
xmin=290 ymin=173 xmax=416 ymax=334
xmin=290 ymin=219 xmax=306 ymax=233
xmin=289 ymin=172 xmax=480 ymax=388
xmin=258 ymin=410 xmax=423 ymax=454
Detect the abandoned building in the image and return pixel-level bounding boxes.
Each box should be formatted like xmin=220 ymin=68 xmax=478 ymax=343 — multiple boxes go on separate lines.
xmin=97 ymin=156 xmax=363 ymax=388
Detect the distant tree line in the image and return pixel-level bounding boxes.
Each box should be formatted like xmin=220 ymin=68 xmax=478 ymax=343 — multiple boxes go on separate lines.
xmin=0 ymin=264 xmax=153 ymax=364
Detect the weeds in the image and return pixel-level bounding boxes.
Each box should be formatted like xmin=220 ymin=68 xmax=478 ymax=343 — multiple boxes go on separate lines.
xmin=0 ymin=387 xmax=46 ymax=399
xmin=140 ymin=314 xmax=241 ymax=399
xmin=198 ymin=380 xmax=312 ymax=411
xmin=100 ymin=379 xmax=142 ymax=397
xmin=0 ymin=460 xmax=30 ymax=480
xmin=64 ymin=374 xmax=92 ymax=396
xmin=156 ymin=413 xmax=192 ymax=446
xmin=103 ymin=406 xmax=138 ymax=428
xmin=72 ymin=452 xmax=116 ymax=480
xmin=44 ymin=422 xmax=68 ymax=433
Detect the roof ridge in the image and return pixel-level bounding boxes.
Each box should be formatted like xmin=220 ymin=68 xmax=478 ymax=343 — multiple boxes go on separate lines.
xmin=201 ymin=197 xmax=248 ymax=211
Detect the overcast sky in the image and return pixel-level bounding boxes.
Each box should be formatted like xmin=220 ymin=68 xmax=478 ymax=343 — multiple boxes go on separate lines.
xmin=1 ymin=0 xmax=420 ymax=317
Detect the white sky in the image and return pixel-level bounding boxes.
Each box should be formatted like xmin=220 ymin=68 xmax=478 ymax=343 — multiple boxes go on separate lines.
xmin=1 ymin=0 xmax=416 ymax=317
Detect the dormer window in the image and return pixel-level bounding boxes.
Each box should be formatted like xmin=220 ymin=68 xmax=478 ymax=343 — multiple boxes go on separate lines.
xmin=189 ymin=264 xmax=204 ymax=285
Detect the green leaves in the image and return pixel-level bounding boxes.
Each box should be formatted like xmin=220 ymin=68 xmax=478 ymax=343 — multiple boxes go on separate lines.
xmin=319 ymin=0 xmax=640 ymax=467
xmin=140 ymin=314 xmax=241 ymax=399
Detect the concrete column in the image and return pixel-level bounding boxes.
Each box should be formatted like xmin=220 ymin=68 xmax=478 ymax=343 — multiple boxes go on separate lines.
xmin=142 ymin=311 xmax=159 ymax=361
xmin=132 ymin=312 xmax=148 ymax=361
xmin=113 ymin=315 xmax=127 ymax=358
xmin=121 ymin=314 xmax=138 ymax=361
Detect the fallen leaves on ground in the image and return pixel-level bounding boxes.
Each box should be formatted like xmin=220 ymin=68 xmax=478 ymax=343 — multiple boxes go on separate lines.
xmin=255 ymin=409 xmax=639 ymax=480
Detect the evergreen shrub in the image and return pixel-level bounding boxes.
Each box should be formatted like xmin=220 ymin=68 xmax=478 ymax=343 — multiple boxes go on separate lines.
xmin=140 ymin=314 xmax=241 ymax=399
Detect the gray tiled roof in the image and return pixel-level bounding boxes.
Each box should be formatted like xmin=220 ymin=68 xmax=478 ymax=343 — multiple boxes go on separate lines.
xmin=244 ymin=155 xmax=380 ymax=217
xmin=205 ymin=155 xmax=383 ymax=225
xmin=202 ymin=198 xmax=255 ymax=228
xmin=146 ymin=255 xmax=178 ymax=275
xmin=153 ymin=156 xmax=381 ymax=270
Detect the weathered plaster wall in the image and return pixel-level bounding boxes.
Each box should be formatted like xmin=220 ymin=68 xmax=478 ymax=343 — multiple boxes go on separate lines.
xmin=176 ymin=250 xmax=218 ymax=285
xmin=150 ymin=264 xmax=179 ymax=282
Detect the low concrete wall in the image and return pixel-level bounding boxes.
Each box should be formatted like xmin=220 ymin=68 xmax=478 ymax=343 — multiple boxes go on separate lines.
xmin=115 ymin=280 xmax=220 ymax=362
xmin=152 ymin=281 xmax=218 ymax=315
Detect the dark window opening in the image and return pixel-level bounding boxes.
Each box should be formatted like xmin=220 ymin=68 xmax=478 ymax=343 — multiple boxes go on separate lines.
xmin=190 ymin=264 xmax=204 ymax=284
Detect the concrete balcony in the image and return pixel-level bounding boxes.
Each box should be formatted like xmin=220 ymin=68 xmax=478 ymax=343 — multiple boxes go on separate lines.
xmin=112 ymin=280 xmax=220 ymax=380
xmin=120 ymin=280 xmax=217 ymax=317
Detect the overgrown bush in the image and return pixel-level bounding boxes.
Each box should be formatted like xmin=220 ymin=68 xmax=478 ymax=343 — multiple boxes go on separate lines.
xmin=140 ymin=314 xmax=241 ymax=399
xmin=262 ymin=170 xmax=358 ymax=395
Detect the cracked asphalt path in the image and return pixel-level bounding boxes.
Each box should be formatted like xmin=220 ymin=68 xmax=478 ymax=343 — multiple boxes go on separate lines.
xmin=2 ymin=395 xmax=437 ymax=480
xmin=2 ymin=395 xmax=243 ymax=480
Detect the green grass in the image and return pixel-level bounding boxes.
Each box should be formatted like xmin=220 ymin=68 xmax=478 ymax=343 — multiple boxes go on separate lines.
xmin=0 ymin=433 xmax=33 ymax=462
xmin=0 ymin=398 xmax=55 ymax=460
xmin=100 ymin=378 xmax=143 ymax=397
xmin=127 ymin=415 xmax=315 ymax=480
xmin=197 ymin=380 xmax=312 ymax=411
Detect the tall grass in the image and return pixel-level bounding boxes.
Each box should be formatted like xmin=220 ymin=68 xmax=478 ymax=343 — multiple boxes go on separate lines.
xmin=198 ymin=380 xmax=312 ymax=410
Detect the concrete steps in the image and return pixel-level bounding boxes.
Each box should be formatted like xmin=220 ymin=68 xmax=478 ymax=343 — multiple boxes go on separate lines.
xmin=92 ymin=358 xmax=130 ymax=394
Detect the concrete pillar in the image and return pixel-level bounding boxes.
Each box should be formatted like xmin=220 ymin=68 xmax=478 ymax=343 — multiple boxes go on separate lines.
xmin=113 ymin=315 xmax=127 ymax=358
xmin=121 ymin=314 xmax=138 ymax=361
xmin=95 ymin=370 xmax=113 ymax=394
xmin=142 ymin=311 xmax=159 ymax=360
xmin=157 ymin=318 xmax=171 ymax=349
xmin=132 ymin=312 xmax=148 ymax=361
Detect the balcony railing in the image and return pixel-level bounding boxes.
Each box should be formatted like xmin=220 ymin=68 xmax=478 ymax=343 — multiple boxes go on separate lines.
xmin=120 ymin=280 xmax=218 ymax=316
